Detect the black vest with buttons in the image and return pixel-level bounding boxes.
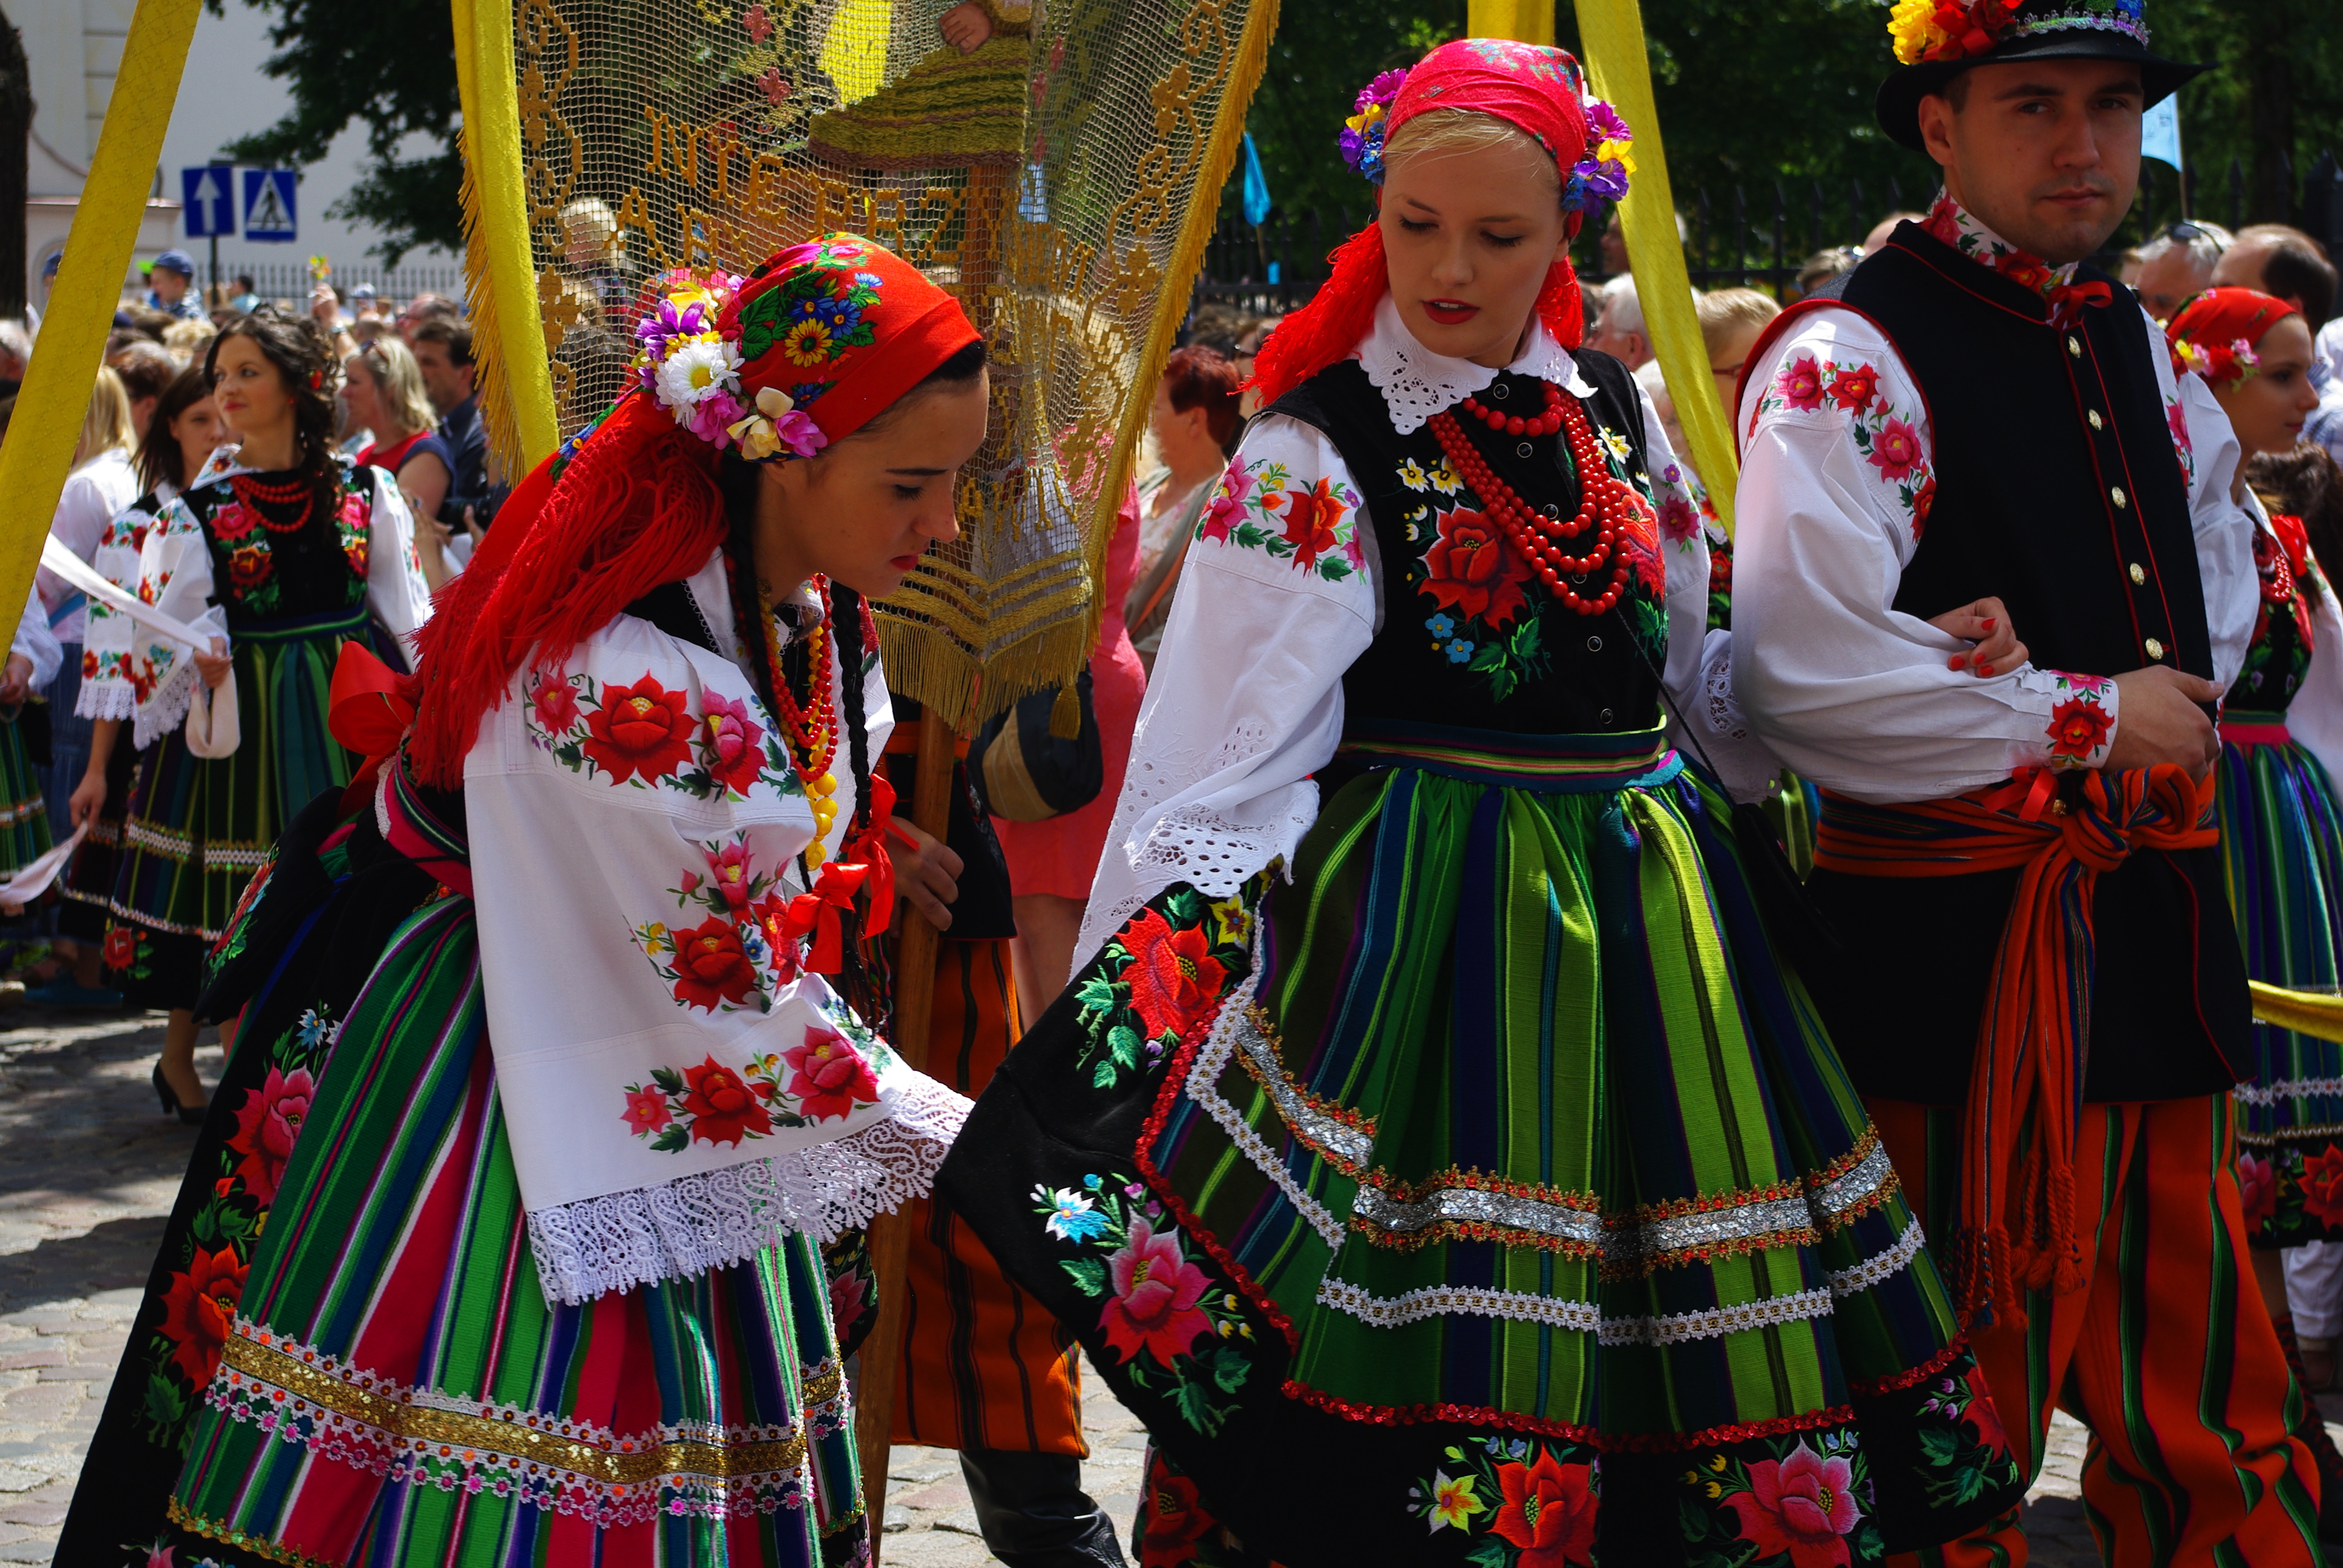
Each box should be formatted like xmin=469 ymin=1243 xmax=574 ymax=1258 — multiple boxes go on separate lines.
xmin=1267 ymin=350 xmax=1665 ymax=740
xmin=1797 ymin=222 xmax=2250 ymax=1106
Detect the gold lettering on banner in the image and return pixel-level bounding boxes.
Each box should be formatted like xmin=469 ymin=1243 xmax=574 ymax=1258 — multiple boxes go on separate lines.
xmin=644 ymin=107 xmax=698 ymax=186
xmin=703 ymin=129 xmax=744 ymax=202
xmin=612 ymin=187 xmax=670 ymax=269
xmin=515 ymin=0 xmax=580 ymax=240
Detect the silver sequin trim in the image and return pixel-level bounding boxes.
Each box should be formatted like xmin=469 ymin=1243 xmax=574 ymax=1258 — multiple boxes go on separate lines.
xmin=1813 ymin=1140 xmax=1896 ymax=1221
xmin=1352 ymin=1183 xmax=1606 ymax=1248
xmin=1182 ymin=961 xmax=1348 ymax=1249
xmin=2236 ymin=1078 xmax=2343 ymax=1106
xmin=1610 ymin=1193 xmax=1814 ymax=1262
xmin=1227 ymin=1007 xmax=1375 ymax=1171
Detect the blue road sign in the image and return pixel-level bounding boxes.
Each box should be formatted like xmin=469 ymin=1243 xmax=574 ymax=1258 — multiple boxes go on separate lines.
xmin=181 ymin=166 xmax=235 ymax=238
xmin=242 ymin=169 xmax=298 ymax=243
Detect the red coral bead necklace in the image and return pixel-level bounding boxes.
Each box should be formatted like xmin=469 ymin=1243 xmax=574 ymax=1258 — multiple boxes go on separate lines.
xmin=228 ymin=471 xmax=318 ymax=534
xmin=1429 ymin=381 xmax=1639 ymax=618
xmin=763 ymin=576 xmax=842 ymax=864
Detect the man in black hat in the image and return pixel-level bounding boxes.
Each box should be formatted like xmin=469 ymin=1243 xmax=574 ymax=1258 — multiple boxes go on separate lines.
xmin=1731 ymin=1 xmax=2324 ymax=1562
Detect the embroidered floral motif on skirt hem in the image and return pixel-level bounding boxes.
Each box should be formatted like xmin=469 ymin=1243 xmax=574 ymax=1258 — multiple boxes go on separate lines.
xmin=2219 ymin=731 xmax=2343 ymax=1248
xmin=941 ymin=756 xmax=2025 ymax=1565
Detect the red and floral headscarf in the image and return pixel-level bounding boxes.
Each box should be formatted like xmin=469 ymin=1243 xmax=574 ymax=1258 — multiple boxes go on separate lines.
xmin=2165 ymin=286 xmax=2296 ymax=389
xmin=401 ymin=234 xmax=978 ymax=787
xmin=1253 ymin=38 xmax=1614 ymax=408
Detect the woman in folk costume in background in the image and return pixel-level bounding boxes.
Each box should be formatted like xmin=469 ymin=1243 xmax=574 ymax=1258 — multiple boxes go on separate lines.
xmin=157 ymin=237 xmax=981 ymax=1568
xmin=938 ymin=40 xmax=2027 ymax=1566
xmin=2163 ymin=288 xmax=2343 ymax=1526
xmin=51 ymin=366 xmax=229 ymax=1009
xmin=78 ymin=308 xmax=431 ymax=1120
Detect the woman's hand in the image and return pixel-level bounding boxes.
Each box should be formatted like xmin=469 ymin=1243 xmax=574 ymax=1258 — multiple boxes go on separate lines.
xmin=193 ymin=636 xmax=232 ymax=691
xmin=937 ymin=0 xmax=993 ymax=53
xmin=1927 ymin=596 xmax=2028 ymax=679
xmin=68 ymin=768 xmax=106 ymax=831
xmin=886 ymin=817 xmax=963 ymax=930
xmin=0 ymin=653 xmax=31 ymax=706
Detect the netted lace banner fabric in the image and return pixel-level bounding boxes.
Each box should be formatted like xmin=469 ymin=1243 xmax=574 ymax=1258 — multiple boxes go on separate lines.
xmin=499 ymin=0 xmax=1275 ymax=724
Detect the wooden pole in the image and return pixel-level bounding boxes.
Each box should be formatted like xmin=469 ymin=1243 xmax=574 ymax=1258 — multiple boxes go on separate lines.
xmin=854 ymin=705 xmax=958 ymax=1558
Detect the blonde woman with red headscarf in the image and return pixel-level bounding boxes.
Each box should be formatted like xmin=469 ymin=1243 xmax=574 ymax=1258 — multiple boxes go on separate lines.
xmin=2166 ymin=290 xmax=2343 ymax=1442
xmin=935 ymin=39 xmax=2023 ymax=1565
xmin=56 ymin=237 xmax=987 ymax=1568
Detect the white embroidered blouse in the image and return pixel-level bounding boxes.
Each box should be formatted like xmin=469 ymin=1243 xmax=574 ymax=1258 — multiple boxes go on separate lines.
xmin=1730 ymin=197 xmax=2259 ymax=805
xmin=1078 ymin=297 xmax=1768 ymax=966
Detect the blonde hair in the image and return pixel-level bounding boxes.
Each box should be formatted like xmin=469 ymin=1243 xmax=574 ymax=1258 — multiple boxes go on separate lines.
xmin=1696 ymin=287 xmax=1780 ymax=357
xmin=1381 ymin=109 xmax=1562 ymax=203
xmin=73 ymin=367 xmax=136 ymax=468
xmin=162 ymin=317 xmax=217 ymax=360
xmin=562 ymin=196 xmax=622 ymax=255
xmin=354 ymin=335 xmax=437 ymax=438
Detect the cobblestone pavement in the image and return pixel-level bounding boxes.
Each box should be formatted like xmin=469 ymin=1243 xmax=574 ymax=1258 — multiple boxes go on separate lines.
xmin=2 ymin=1007 xmax=2339 ymax=1567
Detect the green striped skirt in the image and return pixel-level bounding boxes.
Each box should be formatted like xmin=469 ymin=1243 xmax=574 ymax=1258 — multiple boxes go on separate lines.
xmin=2218 ymin=716 xmax=2343 ymax=1247
xmin=104 ymin=603 xmax=371 ymax=1009
xmin=942 ymin=722 xmax=2024 ymax=1564
xmin=170 ymin=894 xmax=870 ymax=1567
xmin=0 ymin=709 xmax=50 ymax=878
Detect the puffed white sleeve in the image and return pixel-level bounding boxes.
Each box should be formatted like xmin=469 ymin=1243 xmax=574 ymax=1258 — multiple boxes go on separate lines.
xmin=1730 ymin=307 xmax=2125 ymax=805
xmin=364 ymin=466 xmax=434 ymax=663
xmin=1076 ymin=414 xmax=1377 ymax=967
xmin=2279 ymin=521 xmax=2343 ymax=792
xmin=117 ymin=495 xmax=232 ymax=751
xmin=2155 ymin=310 xmax=2258 ymax=692
xmin=9 ymin=586 xmax=59 ymax=690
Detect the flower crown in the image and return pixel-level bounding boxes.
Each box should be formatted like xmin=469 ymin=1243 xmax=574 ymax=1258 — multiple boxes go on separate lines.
xmin=1888 ymin=0 xmax=2147 ymax=67
xmin=1336 ymin=64 xmax=1633 ymax=215
xmin=632 ymin=270 xmax=829 ymax=461
xmin=2171 ymin=335 xmax=2261 ymax=388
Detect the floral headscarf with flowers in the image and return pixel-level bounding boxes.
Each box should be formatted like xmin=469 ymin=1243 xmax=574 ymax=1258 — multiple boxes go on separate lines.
xmin=2165 ymin=287 xmax=2297 ymax=390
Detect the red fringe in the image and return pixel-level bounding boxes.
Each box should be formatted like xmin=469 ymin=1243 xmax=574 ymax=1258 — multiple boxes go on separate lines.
xmin=1277 ymin=1376 xmax=1864 ymax=1454
xmin=404 ymin=394 xmax=729 ymax=788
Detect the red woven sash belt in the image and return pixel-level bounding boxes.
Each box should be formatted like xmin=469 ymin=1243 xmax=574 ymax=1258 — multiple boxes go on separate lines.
xmin=1812 ymin=763 xmax=2217 ymax=1325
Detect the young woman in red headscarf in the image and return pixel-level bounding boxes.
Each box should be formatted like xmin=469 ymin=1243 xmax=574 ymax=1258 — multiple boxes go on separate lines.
xmin=54 ymin=237 xmax=987 ymax=1568
xmin=936 ymin=40 xmax=2027 ymax=1565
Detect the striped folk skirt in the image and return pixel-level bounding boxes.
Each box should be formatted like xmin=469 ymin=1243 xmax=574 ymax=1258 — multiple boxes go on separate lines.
xmin=103 ymin=603 xmax=371 ymax=1010
xmin=2218 ymin=717 xmax=2343 ymax=1247
xmin=169 ymin=894 xmax=870 ymax=1567
xmin=940 ymin=722 xmax=2025 ymax=1566
xmin=0 ymin=710 xmax=50 ymax=878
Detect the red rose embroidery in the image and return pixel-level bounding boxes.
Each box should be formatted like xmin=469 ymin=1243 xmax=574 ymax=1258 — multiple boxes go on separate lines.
xmin=1775 ymin=354 xmax=1826 ymax=411
xmin=1961 ymin=1364 xmax=2010 ymax=1456
xmin=1268 ymin=478 xmax=1348 ymax=570
xmin=101 ymin=925 xmax=139 ymax=973
xmin=1866 ymin=417 xmax=1922 ymax=485
xmin=1491 ymin=1449 xmax=1598 ymax=1567
xmin=2302 ymin=1144 xmax=2343 ymax=1227
xmin=1911 ymin=475 xmax=1937 ymax=540
xmin=157 ymin=1244 xmax=249 ymax=1388
xmin=531 ymin=676 xmax=581 ymax=734
xmin=1726 ymin=1442 xmax=1862 ymax=1568
xmin=1121 ymin=908 xmax=1225 ymax=1042
xmin=680 ymin=1054 xmax=772 ymax=1146
xmin=706 ymin=842 xmax=755 ymax=910
xmin=669 ymin=915 xmax=758 ymax=1011
xmin=1138 ymin=1465 xmax=1216 ymax=1566
xmin=228 ymin=543 xmax=271 ymax=591
xmin=621 ymin=1086 xmax=670 ymax=1135
xmin=699 ymin=691 xmax=766 ymax=794
xmin=1828 ymin=364 xmax=1880 ymax=413
xmin=209 ymin=501 xmax=257 ymax=543
xmin=783 ymin=1024 xmax=881 ymax=1121
xmin=2001 ymin=256 xmax=2052 ymax=295
xmin=747 ymin=892 xmax=805 ymax=985
xmin=226 ymin=1065 xmax=315 ymax=1206
xmin=829 ymin=1266 xmax=870 ymax=1338
xmin=1198 ymin=462 xmax=1255 ymax=545
xmin=1098 ymin=1215 xmax=1213 ymax=1365
xmin=1622 ymin=495 xmax=1667 ymax=596
xmin=1421 ymin=508 xmax=1530 ymax=629
xmin=2046 ymin=696 xmax=2111 ymax=762
xmin=1657 ymin=493 xmax=1700 ymax=544
xmin=2238 ymin=1152 xmax=2279 ymax=1228
xmin=583 ymin=674 xmax=695 ymax=785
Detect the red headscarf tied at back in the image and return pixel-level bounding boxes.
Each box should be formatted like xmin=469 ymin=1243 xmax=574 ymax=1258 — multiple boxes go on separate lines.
xmin=1251 ymin=38 xmax=1631 ymax=408
xmin=2164 ymin=286 xmax=2298 ymax=389
xmin=401 ymin=234 xmax=981 ymax=788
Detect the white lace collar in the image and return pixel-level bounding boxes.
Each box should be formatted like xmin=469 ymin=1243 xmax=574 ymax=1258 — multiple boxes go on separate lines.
xmin=1354 ymin=295 xmax=1593 ymax=434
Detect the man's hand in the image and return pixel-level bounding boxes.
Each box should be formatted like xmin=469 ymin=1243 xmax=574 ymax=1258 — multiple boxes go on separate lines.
xmin=888 ymin=817 xmax=964 ymax=930
xmin=1926 ymin=596 xmax=2027 ymax=679
xmin=937 ymin=0 xmax=994 ymax=53
xmin=193 ymin=636 xmax=233 ymax=691
xmin=2106 ymin=666 xmax=2224 ymax=778
xmin=0 ymin=654 xmax=31 ymax=706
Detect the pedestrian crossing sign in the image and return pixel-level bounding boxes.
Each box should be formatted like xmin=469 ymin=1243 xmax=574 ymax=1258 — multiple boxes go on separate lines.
xmin=242 ymin=169 xmax=298 ymax=243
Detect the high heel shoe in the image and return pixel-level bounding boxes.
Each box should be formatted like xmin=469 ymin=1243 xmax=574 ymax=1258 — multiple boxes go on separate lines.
xmin=152 ymin=1062 xmax=207 ymax=1126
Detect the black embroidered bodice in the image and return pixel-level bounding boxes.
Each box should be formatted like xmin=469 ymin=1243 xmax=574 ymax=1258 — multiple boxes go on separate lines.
xmin=181 ymin=458 xmax=374 ymax=626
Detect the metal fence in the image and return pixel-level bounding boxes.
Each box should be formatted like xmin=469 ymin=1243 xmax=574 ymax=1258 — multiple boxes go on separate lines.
xmin=197 ymin=259 xmax=470 ymax=310
xmin=1191 ymin=149 xmax=2343 ymax=322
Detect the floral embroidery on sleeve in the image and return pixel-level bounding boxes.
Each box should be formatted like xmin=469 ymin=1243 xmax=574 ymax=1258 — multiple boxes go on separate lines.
xmin=2039 ymin=670 xmax=2114 ymax=769
xmin=1654 ymin=460 xmax=1703 ymax=552
xmin=525 ymin=667 xmax=801 ymax=800
xmin=1196 ymin=454 xmax=1364 ymax=582
xmin=2165 ymin=392 xmax=2196 ymax=488
xmin=1755 ymin=351 xmax=1937 ymax=541
xmin=617 ymin=1017 xmax=888 ymax=1152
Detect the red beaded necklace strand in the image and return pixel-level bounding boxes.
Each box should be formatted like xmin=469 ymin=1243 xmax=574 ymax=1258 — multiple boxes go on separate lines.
xmin=228 ymin=470 xmax=318 ymax=534
xmin=1428 ymin=380 xmax=1643 ymax=618
xmin=764 ymin=577 xmax=843 ymax=862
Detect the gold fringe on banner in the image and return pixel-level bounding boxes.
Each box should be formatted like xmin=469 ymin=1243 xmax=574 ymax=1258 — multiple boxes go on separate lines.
xmin=455 ymin=132 xmax=527 ymax=488
xmin=2251 ymin=981 xmax=2343 ymax=1048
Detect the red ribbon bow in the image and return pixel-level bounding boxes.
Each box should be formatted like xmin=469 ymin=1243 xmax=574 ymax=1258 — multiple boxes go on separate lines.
xmin=328 ymin=642 xmax=415 ymax=815
xmin=781 ymin=860 xmax=872 ymax=974
xmin=2044 ymin=278 xmax=2113 ymax=331
xmin=844 ymin=773 xmax=897 ymax=938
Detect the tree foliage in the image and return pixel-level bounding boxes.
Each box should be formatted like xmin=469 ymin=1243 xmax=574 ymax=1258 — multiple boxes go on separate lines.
xmin=207 ymin=0 xmax=460 ymax=264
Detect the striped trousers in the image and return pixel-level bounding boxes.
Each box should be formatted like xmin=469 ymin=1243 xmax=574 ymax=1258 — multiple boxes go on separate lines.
xmin=1872 ymin=1094 xmax=2321 ymax=1567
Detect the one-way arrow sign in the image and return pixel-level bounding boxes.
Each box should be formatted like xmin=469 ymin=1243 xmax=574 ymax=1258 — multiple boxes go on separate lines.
xmin=181 ymin=166 xmax=235 ymax=238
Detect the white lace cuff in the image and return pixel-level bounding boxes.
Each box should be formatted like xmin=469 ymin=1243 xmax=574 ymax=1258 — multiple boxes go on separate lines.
xmin=522 ymin=1073 xmax=971 ymax=1305
xmin=132 ymin=658 xmax=202 ymax=753
xmin=77 ymin=676 xmax=139 ymax=723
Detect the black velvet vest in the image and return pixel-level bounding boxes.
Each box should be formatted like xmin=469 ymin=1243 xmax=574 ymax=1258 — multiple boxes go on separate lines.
xmin=1268 ymin=350 xmax=1665 ymax=741
xmin=1796 ymin=223 xmax=2250 ymax=1106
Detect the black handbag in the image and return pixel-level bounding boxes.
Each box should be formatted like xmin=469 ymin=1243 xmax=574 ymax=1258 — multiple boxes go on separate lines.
xmin=968 ymin=668 xmax=1104 ymax=822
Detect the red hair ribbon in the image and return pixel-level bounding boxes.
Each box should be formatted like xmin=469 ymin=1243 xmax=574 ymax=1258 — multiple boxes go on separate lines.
xmin=782 ymin=860 xmax=873 ymax=974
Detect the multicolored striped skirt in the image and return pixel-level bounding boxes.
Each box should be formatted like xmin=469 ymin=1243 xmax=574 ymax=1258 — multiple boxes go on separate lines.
xmin=941 ymin=721 xmax=2025 ymax=1565
xmin=104 ymin=603 xmax=371 ymax=1009
xmin=2217 ymin=714 xmax=2343 ymax=1247
xmin=169 ymin=892 xmax=870 ymax=1567
xmin=0 ymin=708 xmax=50 ymax=877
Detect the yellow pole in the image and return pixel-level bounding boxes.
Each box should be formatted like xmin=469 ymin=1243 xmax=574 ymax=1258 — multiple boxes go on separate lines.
xmin=2252 ymin=981 xmax=2343 ymax=1047
xmin=1571 ymin=0 xmax=1737 ymax=535
xmin=451 ymin=0 xmax=560 ymax=468
xmin=1465 ymin=0 xmax=1554 ymax=46
xmin=0 ymin=0 xmax=202 ymax=621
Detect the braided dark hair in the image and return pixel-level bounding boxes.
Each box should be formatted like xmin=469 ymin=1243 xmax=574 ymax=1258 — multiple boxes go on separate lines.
xmin=206 ymin=305 xmax=343 ymax=514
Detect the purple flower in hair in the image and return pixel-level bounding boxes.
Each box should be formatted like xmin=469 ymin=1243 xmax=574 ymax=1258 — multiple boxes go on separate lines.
xmin=1584 ymin=99 xmax=1631 ymax=146
xmin=635 ymin=296 xmax=709 ymax=357
xmin=1573 ymin=157 xmax=1630 ymax=206
xmin=690 ymin=386 xmax=747 ymax=446
xmin=1353 ymin=68 xmax=1408 ymax=116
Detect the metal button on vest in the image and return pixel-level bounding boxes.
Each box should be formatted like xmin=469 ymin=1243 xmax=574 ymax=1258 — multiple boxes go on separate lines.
xmin=2129 ymin=562 xmax=2146 ymax=586
xmin=1587 ymin=635 xmax=1604 ymax=652
xmin=2067 ymin=336 xmax=2082 ymax=357
xmin=1516 ymin=442 xmax=1534 ymax=459
xmin=2111 ymin=486 xmax=2128 ymax=509
xmin=2145 ymin=637 xmax=2166 ymax=661
xmin=1599 ymin=708 xmax=1615 ymax=726
xmin=2088 ymin=409 xmax=2105 ymax=430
